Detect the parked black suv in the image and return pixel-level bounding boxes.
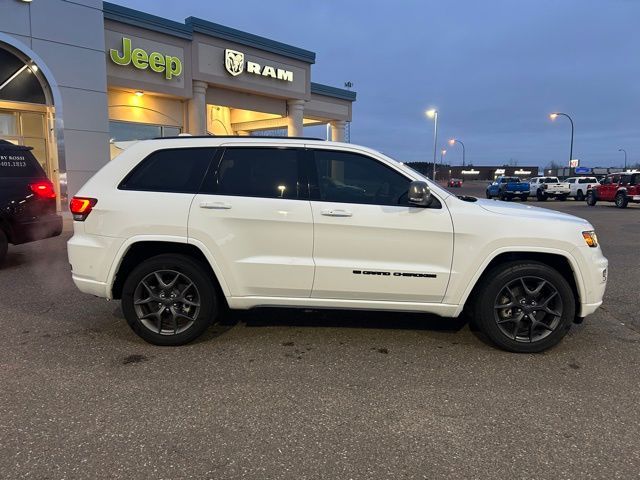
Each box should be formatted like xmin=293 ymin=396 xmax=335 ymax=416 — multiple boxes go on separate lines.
xmin=0 ymin=140 xmax=62 ymax=264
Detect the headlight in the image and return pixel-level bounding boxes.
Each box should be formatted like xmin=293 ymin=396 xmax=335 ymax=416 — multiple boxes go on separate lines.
xmin=582 ymin=230 xmax=598 ymax=248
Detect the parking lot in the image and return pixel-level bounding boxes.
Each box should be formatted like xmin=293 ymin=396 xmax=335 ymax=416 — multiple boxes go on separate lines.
xmin=1 ymin=181 xmax=639 ymax=479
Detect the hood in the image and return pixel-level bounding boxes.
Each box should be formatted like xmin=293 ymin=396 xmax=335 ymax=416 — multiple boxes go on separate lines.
xmin=475 ymin=198 xmax=590 ymax=226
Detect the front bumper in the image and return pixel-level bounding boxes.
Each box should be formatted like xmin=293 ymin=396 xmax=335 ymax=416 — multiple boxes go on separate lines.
xmin=571 ymin=245 xmax=608 ymax=317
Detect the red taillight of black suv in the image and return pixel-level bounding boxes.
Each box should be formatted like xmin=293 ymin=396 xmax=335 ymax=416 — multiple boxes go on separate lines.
xmin=70 ymin=197 xmax=97 ymax=221
xmin=29 ymin=180 xmax=57 ymax=199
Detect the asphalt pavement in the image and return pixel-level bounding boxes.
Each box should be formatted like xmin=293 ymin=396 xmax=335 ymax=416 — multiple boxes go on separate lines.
xmin=1 ymin=181 xmax=639 ymax=479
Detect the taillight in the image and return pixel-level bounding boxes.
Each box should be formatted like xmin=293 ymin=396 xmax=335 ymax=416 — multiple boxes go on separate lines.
xmin=29 ymin=180 xmax=56 ymax=199
xmin=69 ymin=197 xmax=97 ymax=221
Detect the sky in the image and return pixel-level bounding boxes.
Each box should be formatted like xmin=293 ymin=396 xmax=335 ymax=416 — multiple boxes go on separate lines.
xmin=111 ymin=0 xmax=640 ymax=168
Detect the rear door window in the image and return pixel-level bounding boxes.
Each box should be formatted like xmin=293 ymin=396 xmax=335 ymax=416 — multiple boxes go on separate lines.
xmin=119 ymin=147 xmax=216 ymax=193
xmin=0 ymin=143 xmax=45 ymax=178
xmin=204 ymin=147 xmax=303 ymax=199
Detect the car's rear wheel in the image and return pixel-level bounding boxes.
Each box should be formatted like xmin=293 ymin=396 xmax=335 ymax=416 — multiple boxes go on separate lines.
xmin=471 ymin=261 xmax=575 ymax=353
xmin=536 ymin=190 xmax=547 ymax=201
xmin=576 ymin=190 xmax=585 ymax=201
xmin=520 ymin=195 xmax=528 ymax=201
xmin=0 ymin=229 xmax=7 ymax=265
xmin=615 ymin=192 xmax=628 ymax=209
xmin=586 ymin=190 xmax=597 ymax=206
xmin=122 ymin=254 xmax=218 ymax=346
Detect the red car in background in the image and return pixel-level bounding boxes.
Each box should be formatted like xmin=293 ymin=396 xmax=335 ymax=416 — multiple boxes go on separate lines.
xmin=448 ymin=178 xmax=463 ymax=188
xmin=586 ymin=172 xmax=640 ymax=208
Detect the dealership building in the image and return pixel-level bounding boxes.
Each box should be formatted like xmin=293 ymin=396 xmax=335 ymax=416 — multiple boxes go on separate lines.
xmin=0 ymin=0 xmax=356 ymax=203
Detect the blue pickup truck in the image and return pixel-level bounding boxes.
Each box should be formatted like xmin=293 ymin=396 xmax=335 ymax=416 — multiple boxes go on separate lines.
xmin=486 ymin=176 xmax=530 ymax=201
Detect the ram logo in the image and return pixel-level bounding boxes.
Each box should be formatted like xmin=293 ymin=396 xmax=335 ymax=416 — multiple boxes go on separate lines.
xmin=224 ymin=49 xmax=244 ymax=76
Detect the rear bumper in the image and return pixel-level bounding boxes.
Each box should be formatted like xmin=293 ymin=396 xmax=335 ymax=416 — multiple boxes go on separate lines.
xmin=11 ymin=214 xmax=63 ymax=244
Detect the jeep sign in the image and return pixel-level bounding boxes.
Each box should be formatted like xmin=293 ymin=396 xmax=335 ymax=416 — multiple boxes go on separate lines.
xmin=224 ymin=49 xmax=293 ymax=82
xmin=110 ymin=37 xmax=183 ymax=80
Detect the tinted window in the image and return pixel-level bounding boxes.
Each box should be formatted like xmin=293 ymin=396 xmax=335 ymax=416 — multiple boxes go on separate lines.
xmin=578 ymin=177 xmax=595 ymax=184
xmin=630 ymin=174 xmax=640 ymax=186
xmin=212 ymin=148 xmax=301 ymax=199
xmin=542 ymin=177 xmax=558 ymax=183
xmin=120 ymin=148 xmax=214 ymax=193
xmin=312 ymin=150 xmax=410 ymax=206
xmin=0 ymin=143 xmax=45 ymax=178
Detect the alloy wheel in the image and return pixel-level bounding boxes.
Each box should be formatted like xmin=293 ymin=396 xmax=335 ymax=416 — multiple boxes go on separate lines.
xmin=133 ymin=269 xmax=201 ymax=335
xmin=493 ymin=276 xmax=563 ymax=343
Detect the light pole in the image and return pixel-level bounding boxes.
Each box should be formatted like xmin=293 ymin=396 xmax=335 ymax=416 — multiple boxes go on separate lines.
xmin=448 ymin=138 xmax=466 ymax=166
xmin=426 ymin=109 xmax=438 ymax=180
xmin=549 ymin=112 xmax=574 ymax=166
xmin=440 ymin=148 xmax=447 ymax=164
xmin=618 ymin=148 xmax=627 ymax=171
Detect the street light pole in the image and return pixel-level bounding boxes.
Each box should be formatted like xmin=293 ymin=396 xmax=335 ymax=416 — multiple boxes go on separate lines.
xmin=440 ymin=148 xmax=447 ymax=164
xmin=448 ymin=138 xmax=466 ymax=166
xmin=549 ymin=112 xmax=574 ymax=166
xmin=426 ymin=109 xmax=438 ymax=180
xmin=618 ymin=148 xmax=627 ymax=171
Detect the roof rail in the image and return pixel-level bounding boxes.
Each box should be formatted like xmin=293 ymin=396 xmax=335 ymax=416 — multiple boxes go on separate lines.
xmin=151 ymin=135 xmax=325 ymax=141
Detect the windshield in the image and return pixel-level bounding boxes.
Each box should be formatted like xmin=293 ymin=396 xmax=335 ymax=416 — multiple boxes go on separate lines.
xmin=503 ymin=177 xmax=520 ymax=183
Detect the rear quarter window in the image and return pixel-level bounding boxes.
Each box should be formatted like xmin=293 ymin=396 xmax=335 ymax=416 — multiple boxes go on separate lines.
xmin=119 ymin=147 xmax=216 ymax=193
xmin=0 ymin=145 xmax=45 ymax=178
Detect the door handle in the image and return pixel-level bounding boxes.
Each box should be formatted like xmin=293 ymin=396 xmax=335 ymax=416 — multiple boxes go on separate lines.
xmin=321 ymin=208 xmax=352 ymax=217
xmin=199 ymin=201 xmax=232 ymax=210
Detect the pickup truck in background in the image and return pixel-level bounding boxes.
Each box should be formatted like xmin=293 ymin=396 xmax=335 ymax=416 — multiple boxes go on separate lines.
xmin=486 ymin=176 xmax=530 ymax=201
xmin=529 ymin=176 xmax=571 ymax=201
xmin=563 ymin=176 xmax=599 ymax=201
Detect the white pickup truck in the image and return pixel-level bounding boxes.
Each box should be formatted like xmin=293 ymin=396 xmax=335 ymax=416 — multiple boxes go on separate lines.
xmin=529 ymin=176 xmax=571 ymax=201
xmin=563 ymin=177 xmax=599 ymax=201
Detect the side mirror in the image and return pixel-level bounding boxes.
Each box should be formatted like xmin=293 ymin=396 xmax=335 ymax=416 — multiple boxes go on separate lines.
xmin=408 ymin=181 xmax=433 ymax=207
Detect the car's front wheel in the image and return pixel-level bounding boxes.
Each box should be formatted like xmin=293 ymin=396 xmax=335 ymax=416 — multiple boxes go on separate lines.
xmin=471 ymin=261 xmax=575 ymax=353
xmin=586 ymin=190 xmax=597 ymax=206
xmin=575 ymin=190 xmax=585 ymax=201
xmin=486 ymin=190 xmax=492 ymax=199
xmin=0 ymin=229 xmax=7 ymax=265
xmin=122 ymin=254 xmax=218 ymax=346
xmin=520 ymin=195 xmax=528 ymax=201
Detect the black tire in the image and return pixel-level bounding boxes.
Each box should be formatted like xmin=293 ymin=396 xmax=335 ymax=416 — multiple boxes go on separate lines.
xmin=557 ymin=195 xmax=567 ymax=201
xmin=536 ymin=190 xmax=547 ymax=201
xmin=486 ymin=190 xmax=492 ymax=199
xmin=471 ymin=261 xmax=575 ymax=353
xmin=520 ymin=195 xmax=528 ymax=201
xmin=499 ymin=190 xmax=507 ymax=201
xmin=121 ymin=254 xmax=218 ymax=346
xmin=575 ymin=190 xmax=584 ymax=201
xmin=615 ymin=192 xmax=628 ymax=209
xmin=0 ymin=229 xmax=7 ymax=265
xmin=586 ymin=190 xmax=597 ymax=206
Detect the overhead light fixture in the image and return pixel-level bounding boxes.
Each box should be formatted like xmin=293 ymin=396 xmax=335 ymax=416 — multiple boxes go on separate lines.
xmin=134 ymin=90 xmax=144 ymax=97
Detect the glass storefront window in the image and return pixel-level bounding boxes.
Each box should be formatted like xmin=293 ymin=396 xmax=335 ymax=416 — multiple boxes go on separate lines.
xmin=0 ymin=112 xmax=17 ymax=135
xmin=109 ymin=121 xmax=181 ymax=142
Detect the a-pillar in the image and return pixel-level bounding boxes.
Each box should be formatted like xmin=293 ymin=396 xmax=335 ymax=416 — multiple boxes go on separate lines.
xmin=330 ymin=120 xmax=347 ymax=142
xmin=187 ymin=81 xmax=208 ymax=135
xmin=286 ymin=99 xmax=305 ymax=137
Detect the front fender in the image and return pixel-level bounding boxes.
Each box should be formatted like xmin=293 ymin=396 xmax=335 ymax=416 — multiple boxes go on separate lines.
xmin=447 ymin=246 xmax=587 ymax=317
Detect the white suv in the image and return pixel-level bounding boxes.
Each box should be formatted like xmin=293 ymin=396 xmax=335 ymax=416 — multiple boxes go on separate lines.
xmin=67 ymin=137 xmax=608 ymax=352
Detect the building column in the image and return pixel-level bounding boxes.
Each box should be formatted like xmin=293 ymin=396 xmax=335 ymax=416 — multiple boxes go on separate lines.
xmin=187 ymin=81 xmax=208 ymax=135
xmin=330 ymin=120 xmax=347 ymax=142
xmin=286 ymin=99 xmax=305 ymax=137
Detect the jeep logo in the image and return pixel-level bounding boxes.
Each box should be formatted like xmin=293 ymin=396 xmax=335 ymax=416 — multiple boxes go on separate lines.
xmin=110 ymin=37 xmax=183 ymax=80
xmin=224 ymin=48 xmax=293 ymax=82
